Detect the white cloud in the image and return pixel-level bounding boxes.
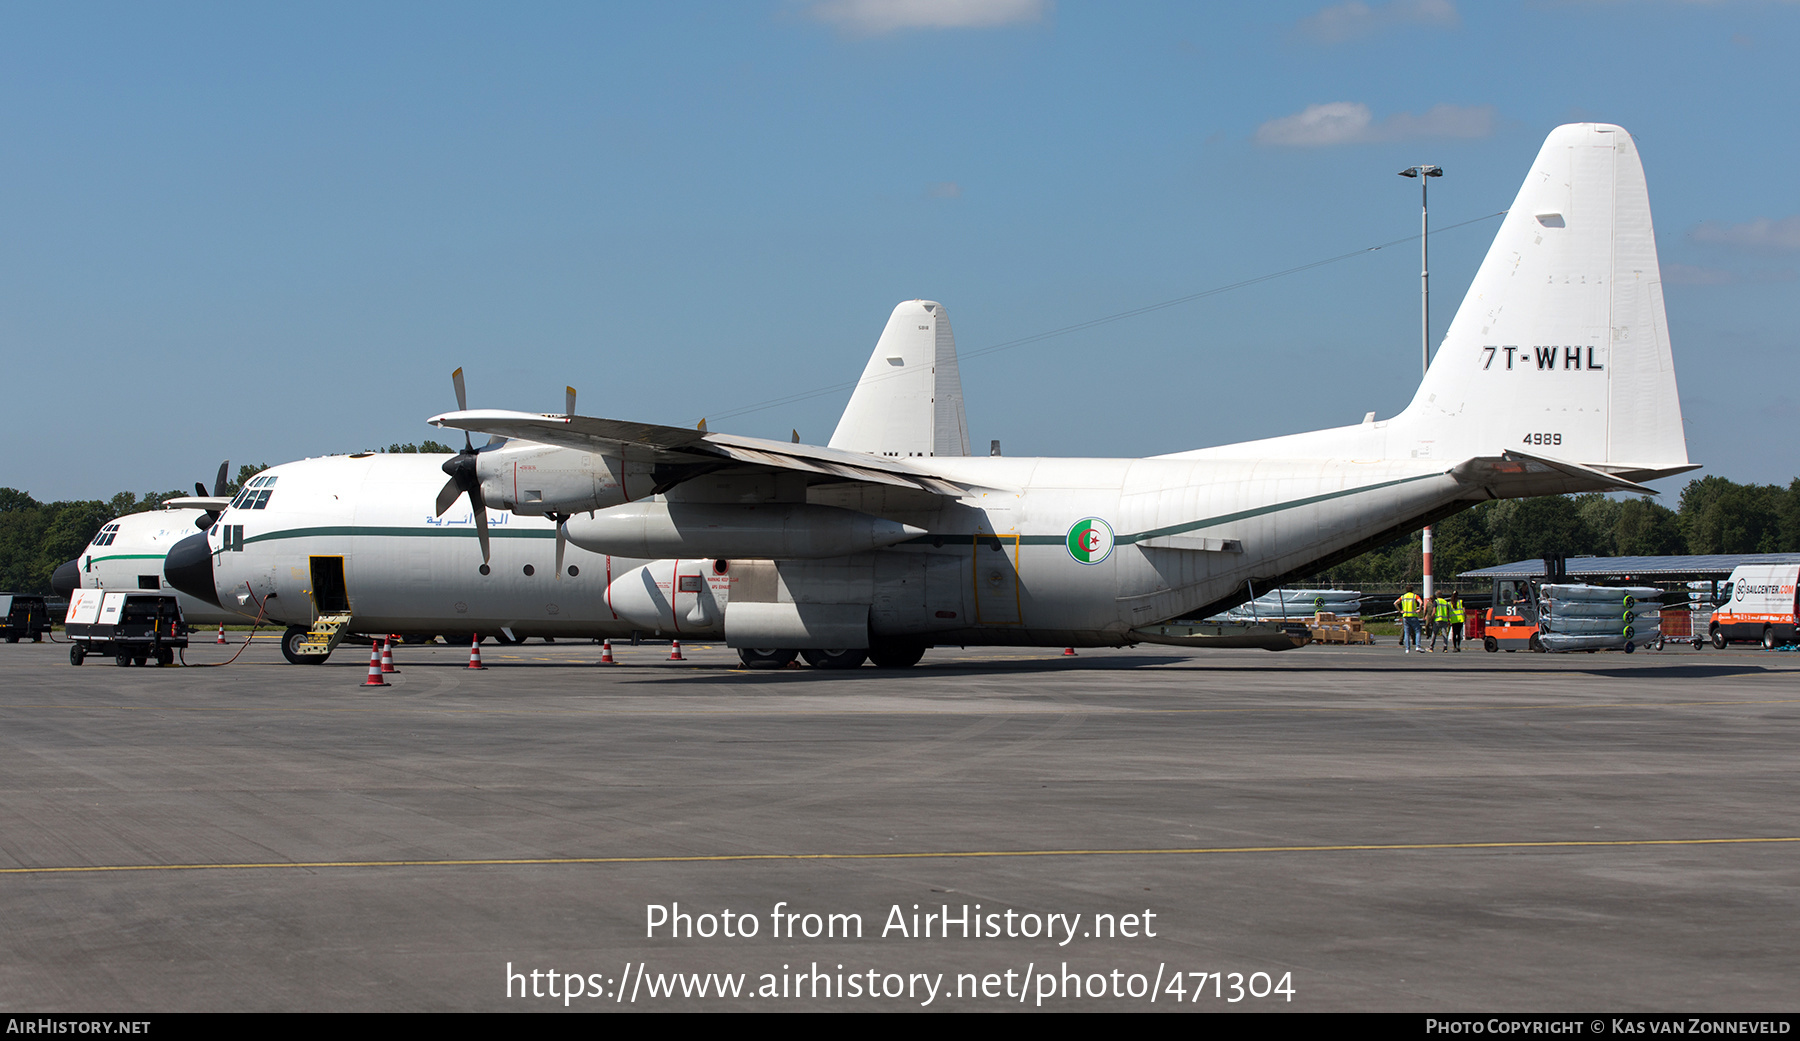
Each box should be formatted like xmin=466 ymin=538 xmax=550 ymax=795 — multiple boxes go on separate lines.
xmin=1298 ymin=0 xmax=1458 ymax=44
xmin=804 ymin=0 xmax=1050 ymax=35
xmin=1689 ymin=216 xmax=1800 ymax=252
xmin=1253 ymin=102 xmax=1495 ymax=147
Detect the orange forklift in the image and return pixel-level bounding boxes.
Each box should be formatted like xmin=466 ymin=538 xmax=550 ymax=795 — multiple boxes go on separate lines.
xmin=1483 ymin=576 xmax=1544 ymax=652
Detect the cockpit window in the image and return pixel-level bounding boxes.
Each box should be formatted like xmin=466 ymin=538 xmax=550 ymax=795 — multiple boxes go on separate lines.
xmin=91 ymin=523 xmax=121 ymax=547
xmin=230 ymin=475 xmax=278 ymax=510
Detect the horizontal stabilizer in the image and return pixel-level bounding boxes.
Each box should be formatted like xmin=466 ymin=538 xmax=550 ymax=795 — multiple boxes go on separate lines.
xmin=1449 ymin=449 xmax=1657 ymax=498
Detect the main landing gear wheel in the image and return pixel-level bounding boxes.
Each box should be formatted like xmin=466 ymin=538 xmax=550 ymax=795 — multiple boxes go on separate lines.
xmin=281 ymin=626 xmax=327 ymax=665
xmin=69 ymin=644 xmax=85 ymax=666
xmin=867 ymin=641 xmax=926 ymax=669
xmin=802 ymin=648 xmax=867 ymax=670
xmin=737 ymin=648 xmax=797 ymax=670
xmin=1711 ymin=625 xmax=1727 ymax=650
xmin=1483 ymin=636 xmax=1498 ymax=653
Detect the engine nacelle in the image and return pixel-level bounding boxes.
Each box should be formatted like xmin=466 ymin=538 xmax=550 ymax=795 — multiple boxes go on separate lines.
xmin=565 ymin=501 xmax=925 ymax=560
xmin=604 ymin=558 xmax=728 ymax=634
xmin=473 ymin=442 xmax=654 ymax=516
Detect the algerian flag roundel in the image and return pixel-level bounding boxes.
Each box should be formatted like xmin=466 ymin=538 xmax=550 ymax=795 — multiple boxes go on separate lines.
xmin=1065 ymin=517 xmax=1115 ymax=565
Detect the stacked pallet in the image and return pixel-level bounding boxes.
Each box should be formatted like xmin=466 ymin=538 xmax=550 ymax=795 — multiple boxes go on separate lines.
xmin=1309 ymin=611 xmax=1373 ymax=644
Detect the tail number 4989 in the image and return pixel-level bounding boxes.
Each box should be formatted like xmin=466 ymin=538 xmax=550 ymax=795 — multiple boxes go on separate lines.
xmin=1523 ymin=433 xmax=1562 ymax=446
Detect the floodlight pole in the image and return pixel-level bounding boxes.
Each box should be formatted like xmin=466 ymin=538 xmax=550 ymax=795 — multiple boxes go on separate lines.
xmin=1400 ymin=164 xmax=1443 ymax=602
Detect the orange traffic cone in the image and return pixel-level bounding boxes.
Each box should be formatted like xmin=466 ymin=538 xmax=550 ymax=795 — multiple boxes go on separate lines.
xmin=667 ymin=640 xmax=685 ymax=661
xmin=1063 ymin=647 xmax=1077 ymax=656
xmin=216 ymin=625 xmax=228 ymax=645
xmin=599 ymin=639 xmax=615 ymax=665
xmin=380 ymin=637 xmax=399 ymax=674
xmin=361 ymin=644 xmax=389 ymax=686
xmin=466 ymin=633 xmax=486 ymax=670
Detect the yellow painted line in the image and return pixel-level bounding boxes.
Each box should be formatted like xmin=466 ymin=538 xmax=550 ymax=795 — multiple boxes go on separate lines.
xmin=0 ymin=698 xmax=1797 ymax=719
xmin=3 ymin=836 xmax=1796 ymax=876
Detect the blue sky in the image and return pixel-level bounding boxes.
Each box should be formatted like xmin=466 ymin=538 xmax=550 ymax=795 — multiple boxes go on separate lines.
xmin=5 ymin=1 xmax=1797 ymax=500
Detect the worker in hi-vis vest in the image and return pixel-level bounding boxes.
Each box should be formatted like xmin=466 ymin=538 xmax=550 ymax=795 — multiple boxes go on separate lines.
xmin=1451 ymin=596 xmax=1466 ymax=652
xmin=1395 ymin=587 xmax=1425 ymax=653
xmin=1429 ymin=595 xmax=1454 ymax=652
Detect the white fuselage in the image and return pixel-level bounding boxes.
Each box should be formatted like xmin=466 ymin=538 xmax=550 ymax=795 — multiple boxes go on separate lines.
xmin=202 ymin=453 xmax=678 ymax=638
xmin=196 ymin=450 xmax=1457 ymax=645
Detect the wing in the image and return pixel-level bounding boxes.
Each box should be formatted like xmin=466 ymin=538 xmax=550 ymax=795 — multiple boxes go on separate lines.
xmin=429 ymin=409 xmax=968 ymax=497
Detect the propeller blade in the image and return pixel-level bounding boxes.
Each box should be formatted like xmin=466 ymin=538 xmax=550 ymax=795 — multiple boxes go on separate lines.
xmin=451 ymin=368 xmax=475 ymax=452
xmin=554 ymin=524 xmax=566 ymax=580
xmin=213 ymin=460 xmax=230 ymax=497
xmin=565 ymin=386 xmax=576 ymax=416
xmin=471 ymin=488 xmax=491 ymax=565
xmin=194 ymin=482 xmax=208 ymax=498
xmin=434 ymin=475 xmax=463 ymax=517
xmin=791 ymin=429 xmax=799 ymax=444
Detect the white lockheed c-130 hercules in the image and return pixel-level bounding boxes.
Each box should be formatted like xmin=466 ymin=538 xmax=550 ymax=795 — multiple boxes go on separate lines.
xmin=163 ymin=299 xmax=973 ymax=663
xmin=406 ymin=123 xmax=1694 ymax=669
xmin=51 ymin=463 xmax=243 ymax=628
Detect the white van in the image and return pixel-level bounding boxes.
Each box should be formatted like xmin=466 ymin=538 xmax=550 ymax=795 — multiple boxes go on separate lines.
xmin=1708 ymin=564 xmax=1800 ymax=649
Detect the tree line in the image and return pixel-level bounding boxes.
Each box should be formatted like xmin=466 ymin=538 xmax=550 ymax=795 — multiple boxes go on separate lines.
xmin=1317 ymin=476 xmax=1800 ymax=589
xmin=0 ymin=443 xmax=454 ymax=595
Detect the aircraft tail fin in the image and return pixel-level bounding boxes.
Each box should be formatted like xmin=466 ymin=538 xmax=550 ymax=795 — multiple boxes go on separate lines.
xmin=829 ymin=300 xmax=972 ymax=458
xmin=1399 ymin=123 xmax=1692 ymax=482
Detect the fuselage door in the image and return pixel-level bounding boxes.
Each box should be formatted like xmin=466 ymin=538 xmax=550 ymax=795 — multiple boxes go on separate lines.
xmin=973 ymin=533 xmax=1022 ymax=625
xmin=309 ymin=556 xmax=350 ymax=615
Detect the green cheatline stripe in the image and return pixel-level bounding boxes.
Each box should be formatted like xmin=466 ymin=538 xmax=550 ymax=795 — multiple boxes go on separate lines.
xmin=82 ymin=554 xmax=168 ymax=564
xmin=244 ymin=525 xmax=554 ymax=547
xmin=239 ymin=472 xmax=1440 ymax=550
xmin=1009 ymin=471 xmax=1439 ymax=546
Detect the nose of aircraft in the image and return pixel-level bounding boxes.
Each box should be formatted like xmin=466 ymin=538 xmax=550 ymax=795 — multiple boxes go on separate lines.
xmin=51 ymin=560 xmax=80 ymax=603
xmin=164 ymin=532 xmax=222 ymax=607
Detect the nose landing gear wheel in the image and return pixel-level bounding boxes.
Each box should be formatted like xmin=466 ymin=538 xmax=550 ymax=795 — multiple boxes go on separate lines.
xmin=281 ymin=626 xmax=328 ymax=665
